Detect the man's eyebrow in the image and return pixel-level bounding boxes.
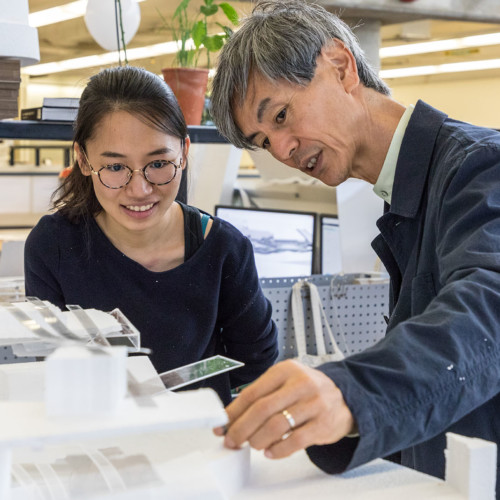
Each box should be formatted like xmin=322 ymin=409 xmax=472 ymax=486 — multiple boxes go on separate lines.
xmin=245 ymin=132 xmax=258 ymax=145
xmin=243 ymin=98 xmax=272 ymax=145
xmin=257 ymin=97 xmax=271 ymax=123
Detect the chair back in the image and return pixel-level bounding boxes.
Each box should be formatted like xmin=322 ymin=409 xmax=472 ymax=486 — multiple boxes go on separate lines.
xmin=0 ymin=240 xmax=25 ymax=277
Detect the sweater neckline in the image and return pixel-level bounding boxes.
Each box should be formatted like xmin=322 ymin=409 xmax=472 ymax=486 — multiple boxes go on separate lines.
xmin=88 ymin=210 xmax=222 ymax=275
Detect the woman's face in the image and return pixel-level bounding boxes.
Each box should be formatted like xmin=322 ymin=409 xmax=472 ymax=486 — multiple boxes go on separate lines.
xmin=76 ymin=110 xmax=188 ymax=234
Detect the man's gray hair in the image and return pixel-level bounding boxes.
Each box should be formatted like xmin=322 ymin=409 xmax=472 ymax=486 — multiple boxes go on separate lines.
xmin=211 ymin=0 xmax=390 ymax=149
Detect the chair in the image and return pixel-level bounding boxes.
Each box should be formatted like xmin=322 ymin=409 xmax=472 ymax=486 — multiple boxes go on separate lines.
xmin=0 ymin=240 xmax=25 ymax=277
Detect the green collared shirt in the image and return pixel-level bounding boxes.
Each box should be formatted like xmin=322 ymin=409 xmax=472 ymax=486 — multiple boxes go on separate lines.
xmin=373 ymin=105 xmax=415 ymax=205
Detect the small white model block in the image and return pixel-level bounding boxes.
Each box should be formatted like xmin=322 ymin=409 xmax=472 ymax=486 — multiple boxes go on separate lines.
xmin=0 ymin=362 xmax=44 ymax=401
xmin=45 ymin=345 xmax=127 ymax=417
xmin=208 ymin=443 xmax=250 ymax=497
xmin=445 ymin=432 xmax=497 ymax=500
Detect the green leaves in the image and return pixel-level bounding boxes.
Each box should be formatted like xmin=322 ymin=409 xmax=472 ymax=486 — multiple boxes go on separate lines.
xmin=168 ymin=0 xmax=240 ymax=68
xmin=200 ymin=4 xmax=218 ymax=16
xmin=192 ymin=20 xmax=207 ymax=48
xmin=217 ymin=23 xmax=234 ymax=38
xmin=219 ymin=3 xmax=239 ymax=25
xmin=204 ymin=34 xmax=225 ymax=51
xmin=173 ymin=0 xmax=191 ymax=19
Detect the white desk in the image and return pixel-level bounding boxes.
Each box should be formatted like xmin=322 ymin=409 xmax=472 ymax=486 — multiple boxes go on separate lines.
xmin=1 ymin=357 xmax=494 ymax=500
xmin=236 ymin=450 xmax=463 ymax=500
xmin=6 ymin=421 xmax=493 ymax=499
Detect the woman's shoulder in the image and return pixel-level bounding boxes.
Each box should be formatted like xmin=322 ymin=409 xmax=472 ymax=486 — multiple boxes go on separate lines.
xmin=33 ymin=211 xmax=83 ymax=230
xmin=178 ymin=202 xmax=253 ymax=255
xmin=210 ymin=212 xmax=244 ymax=236
xmin=28 ymin=212 xmax=87 ymax=244
xmin=209 ymin=214 xmax=254 ymax=255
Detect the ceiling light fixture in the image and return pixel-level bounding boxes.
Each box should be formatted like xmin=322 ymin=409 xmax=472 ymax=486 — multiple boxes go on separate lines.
xmin=24 ymin=46 xmax=500 ymax=79
xmin=22 ymin=40 xmax=191 ymax=76
xmin=29 ymin=1 xmax=86 ymax=26
xmin=29 ymin=0 xmax=146 ymax=28
xmin=380 ymin=58 xmax=500 ymax=78
xmin=380 ymin=32 xmax=500 ymax=58
xmin=25 ymin=2 xmax=500 ymax=80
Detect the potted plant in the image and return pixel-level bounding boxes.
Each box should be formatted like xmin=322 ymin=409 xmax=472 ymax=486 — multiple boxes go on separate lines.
xmin=159 ymin=0 xmax=239 ymax=125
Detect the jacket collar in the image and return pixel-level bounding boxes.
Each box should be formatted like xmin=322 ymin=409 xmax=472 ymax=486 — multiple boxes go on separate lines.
xmin=389 ymin=100 xmax=448 ymax=218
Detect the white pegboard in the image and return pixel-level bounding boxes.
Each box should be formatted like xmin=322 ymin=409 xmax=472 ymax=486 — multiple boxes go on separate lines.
xmin=260 ymin=274 xmax=389 ymax=361
xmin=0 ymin=345 xmax=35 ymax=364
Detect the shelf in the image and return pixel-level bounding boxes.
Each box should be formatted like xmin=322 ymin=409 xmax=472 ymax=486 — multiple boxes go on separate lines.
xmin=322 ymin=0 xmax=500 ymax=24
xmin=0 ymin=121 xmax=229 ymax=144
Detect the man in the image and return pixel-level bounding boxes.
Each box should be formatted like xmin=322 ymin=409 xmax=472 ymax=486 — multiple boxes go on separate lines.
xmin=210 ymin=0 xmax=500 ymax=495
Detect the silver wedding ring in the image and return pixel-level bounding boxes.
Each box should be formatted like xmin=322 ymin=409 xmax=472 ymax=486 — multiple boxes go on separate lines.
xmin=282 ymin=409 xmax=296 ymax=430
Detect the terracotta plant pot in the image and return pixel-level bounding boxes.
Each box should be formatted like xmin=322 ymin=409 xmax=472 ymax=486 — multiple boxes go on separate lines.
xmin=161 ymin=67 xmax=210 ymax=126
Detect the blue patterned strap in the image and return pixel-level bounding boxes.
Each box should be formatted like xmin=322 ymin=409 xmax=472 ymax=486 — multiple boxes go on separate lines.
xmin=200 ymin=213 xmax=210 ymax=236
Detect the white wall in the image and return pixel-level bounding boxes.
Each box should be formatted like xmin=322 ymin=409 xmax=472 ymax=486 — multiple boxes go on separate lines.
xmin=336 ymin=178 xmax=384 ymax=274
xmin=21 ymin=78 xmax=84 ymax=108
xmin=331 ymin=70 xmax=500 ymax=274
xmin=389 ymin=73 xmax=500 ymax=129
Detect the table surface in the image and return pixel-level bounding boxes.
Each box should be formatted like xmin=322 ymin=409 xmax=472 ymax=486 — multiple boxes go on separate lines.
xmin=0 ymin=357 xmax=476 ymax=500
xmin=234 ymin=450 xmax=464 ymax=500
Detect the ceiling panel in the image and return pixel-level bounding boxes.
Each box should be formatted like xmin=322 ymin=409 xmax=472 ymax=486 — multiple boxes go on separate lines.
xmin=23 ymin=1 xmax=500 ymax=86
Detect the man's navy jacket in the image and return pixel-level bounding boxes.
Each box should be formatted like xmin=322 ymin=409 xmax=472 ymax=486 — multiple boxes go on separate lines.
xmin=307 ymin=100 xmax=500 ymax=497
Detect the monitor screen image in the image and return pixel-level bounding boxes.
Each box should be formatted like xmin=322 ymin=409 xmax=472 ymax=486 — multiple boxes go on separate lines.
xmin=215 ymin=206 xmax=316 ymax=278
xmin=320 ymin=214 xmax=343 ymax=275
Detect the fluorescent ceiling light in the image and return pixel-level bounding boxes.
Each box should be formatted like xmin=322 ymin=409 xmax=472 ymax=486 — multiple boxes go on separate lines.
xmin=25 ymin=2 xmax=500 ymax=79
xmin=380 ymin=58 xmax=500 ymax=79
xmin=24 ymin=48 xmax=500 ymax=79
xmin=29 ymin=1 xmax=86 ymax=26
xmin=29 ymin=0 xmax=146 ymax=28
xmin=380 ymin=32 xmax=500 ymax=58
xmin=22 ymin=40 xmax=192 ymax=76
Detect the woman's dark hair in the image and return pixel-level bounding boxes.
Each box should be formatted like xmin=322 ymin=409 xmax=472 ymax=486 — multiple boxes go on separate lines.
xmin=53 ymin=66 xmax=188 ymax=223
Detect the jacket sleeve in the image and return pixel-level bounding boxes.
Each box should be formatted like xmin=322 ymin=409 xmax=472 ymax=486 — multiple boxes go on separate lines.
xmin=308 ymin=144 xmax=500 ymax=473
xmin=217 ymin=233 xmax=278 ymax=388
xmin=24 ymin=217 xmax=66 ymax=310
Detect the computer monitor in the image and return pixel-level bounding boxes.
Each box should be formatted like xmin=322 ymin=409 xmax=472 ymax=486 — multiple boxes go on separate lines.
xmin=320 ymin=214 xmax=343 ymax=275
xmin=215 ymin=205 xmax=316 ymax=278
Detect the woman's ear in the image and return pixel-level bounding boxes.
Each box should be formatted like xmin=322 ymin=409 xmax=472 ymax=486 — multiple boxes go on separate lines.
xmin=74 ymin=143 xmax=91 ymax=176
xmin=181 ymin=136 xmax=191 ymax=170
xmin=321 ymin=40 xmax=360 ymax=94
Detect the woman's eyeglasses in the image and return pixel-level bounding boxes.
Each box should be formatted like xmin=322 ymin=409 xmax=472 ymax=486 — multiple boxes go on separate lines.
xmin=81 ymin=149 xmax=181 ymax=189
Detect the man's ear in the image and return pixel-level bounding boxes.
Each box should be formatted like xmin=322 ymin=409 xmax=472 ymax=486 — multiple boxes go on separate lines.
xmin=74 ymin=143 xmax=91 ymax=176
xmin=320 ymin=40 xmax=360 ymax=93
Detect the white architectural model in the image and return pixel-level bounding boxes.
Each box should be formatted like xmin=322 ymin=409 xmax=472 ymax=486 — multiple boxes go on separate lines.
xmin=0 ymin=300 xmax=496 ymax=499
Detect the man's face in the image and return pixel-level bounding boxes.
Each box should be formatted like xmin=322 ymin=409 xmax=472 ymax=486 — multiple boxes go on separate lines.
xmin=233 ymin=45 xmax=362 ymax=187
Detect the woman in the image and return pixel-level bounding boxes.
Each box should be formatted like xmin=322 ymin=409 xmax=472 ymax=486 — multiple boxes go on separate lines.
xmin=24 ymin=66 xmax=278 ymax=405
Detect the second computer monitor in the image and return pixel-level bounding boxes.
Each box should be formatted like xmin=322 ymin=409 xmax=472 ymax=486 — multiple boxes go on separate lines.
xmin=320 ymin=214 xmax=343 ymax=275
xmin=215 ymin=205 xmax=316 ymax=278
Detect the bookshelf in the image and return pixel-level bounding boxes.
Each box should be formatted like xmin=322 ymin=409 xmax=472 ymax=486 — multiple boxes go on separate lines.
xmin=0 ymin=121 xmax=237 ymax=225
xmin=0 ymin=121 xmax=228 ymax=143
